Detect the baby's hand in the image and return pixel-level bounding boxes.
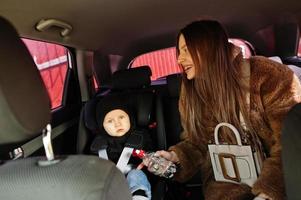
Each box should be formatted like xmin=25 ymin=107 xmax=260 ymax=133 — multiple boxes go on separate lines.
xmin=137 ymin=162 xmax=144 ymax=170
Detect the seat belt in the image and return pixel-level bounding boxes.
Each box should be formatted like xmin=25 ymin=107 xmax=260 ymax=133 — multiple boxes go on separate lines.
xmin=98 ymin=147 xmax=134 ymax=174
xmin=96 ymin=132 xmax=144 ymax=174
xmin=116 ymin=147 xmax=134 ymax=174
xmin=98 ymin=149 xmax=108 ymax=160
xmin=9 ymin=118 xmax=78 ymax=159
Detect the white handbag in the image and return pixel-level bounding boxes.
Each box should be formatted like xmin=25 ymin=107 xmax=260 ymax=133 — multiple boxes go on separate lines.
xmin=208 ymin=122 xmax=263 ymax=187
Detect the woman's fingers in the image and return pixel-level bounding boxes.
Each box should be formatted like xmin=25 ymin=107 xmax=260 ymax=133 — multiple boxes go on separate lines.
xmin=254 ymin=193 xmax=273 ymax=200
xmin=154 ymin=150 xmax=172 ymax=160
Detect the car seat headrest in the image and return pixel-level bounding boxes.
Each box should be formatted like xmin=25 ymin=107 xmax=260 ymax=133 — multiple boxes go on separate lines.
xmin=166 ymin=73 xmax=182 ymax=98
xmin=0 ymin=17 xmax=50 ymax=144
xmin=111 ymin=66 xmax=152 ymax=90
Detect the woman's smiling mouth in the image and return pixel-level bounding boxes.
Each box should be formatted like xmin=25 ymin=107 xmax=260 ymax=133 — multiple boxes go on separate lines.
xmin=184 ymin=66 xmax=192 ymax=73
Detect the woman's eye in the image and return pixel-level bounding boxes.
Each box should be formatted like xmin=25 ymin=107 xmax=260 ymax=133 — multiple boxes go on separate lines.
xmin=107 ymin=120 xmax=113 ymax=123
xmin=119 ymin=115 xmax=125 ymax=119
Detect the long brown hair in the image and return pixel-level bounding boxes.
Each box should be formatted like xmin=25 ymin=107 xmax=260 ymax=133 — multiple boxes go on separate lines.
xmin=177 ymin=20 xmax=251 ymax=145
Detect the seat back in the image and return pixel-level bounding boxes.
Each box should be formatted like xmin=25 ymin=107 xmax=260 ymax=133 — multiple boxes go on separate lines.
xmin=0 ymin=16 xmax=131 ymax=200
xmin=164 ymin=73 xmax=183 ymax=147
xmin=282 ymin=56 xmax=301 ymax=81
xmin=269 ymin=56 xmax=301 ymax=81
xmin=281 ymin=103 xmax=301 ymax=200
xmin=161 ymin=73 xmax=204 ymax=199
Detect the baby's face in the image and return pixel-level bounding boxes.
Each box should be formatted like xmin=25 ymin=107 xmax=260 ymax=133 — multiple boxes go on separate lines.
xmin=103 ymin=109 xmax=131 ymax=137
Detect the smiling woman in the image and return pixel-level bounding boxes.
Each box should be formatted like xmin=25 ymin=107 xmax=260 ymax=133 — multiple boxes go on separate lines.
xmin=145 ymin=19 xmax=301 ymax=200
xmin=177 ymin=34 xmax=195 ymax=80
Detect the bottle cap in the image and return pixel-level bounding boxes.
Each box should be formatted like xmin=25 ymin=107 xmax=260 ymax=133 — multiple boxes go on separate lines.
xmin=132 ymin=149 xmax=145 ymax=158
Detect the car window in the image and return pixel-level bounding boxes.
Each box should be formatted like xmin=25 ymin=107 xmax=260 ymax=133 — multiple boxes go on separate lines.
xmin=131 ymin=47 xmax=180 ymax=80
xmin=298 ymin=38 xmax=301 ymax=57
xmin=228 ymin=39 xmax=253 ymax=58
xmin=22 ymin=39 xmax=69 ymax=109
xmin=131 ymin=39 xmax=254 ymax=80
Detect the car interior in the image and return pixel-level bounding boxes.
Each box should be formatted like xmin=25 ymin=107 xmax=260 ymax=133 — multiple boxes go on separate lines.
xmin=0 ymin=16 xmax=132 ymax=200
xmin=0 ymin=0 xmax=301 ymax=199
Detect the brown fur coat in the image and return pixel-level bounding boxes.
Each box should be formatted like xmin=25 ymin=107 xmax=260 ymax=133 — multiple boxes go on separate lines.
xmin=169 ymin=56 xmax=301 ymax=200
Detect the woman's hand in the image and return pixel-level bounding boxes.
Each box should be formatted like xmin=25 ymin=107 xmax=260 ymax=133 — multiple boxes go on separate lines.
xmin=154 ymin=150 xmax=179 ymax=163
xmin=136 ymin=150 xmax=179 ymax=169
xmin=254 ymin=193 xmax=273 ymax=200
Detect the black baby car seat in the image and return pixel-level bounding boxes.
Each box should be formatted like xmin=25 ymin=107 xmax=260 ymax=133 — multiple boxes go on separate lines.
xmin=77 ymin=66 xmax=166 ymax=154
xmin=77 ymin=66 xmax=168 ymax=200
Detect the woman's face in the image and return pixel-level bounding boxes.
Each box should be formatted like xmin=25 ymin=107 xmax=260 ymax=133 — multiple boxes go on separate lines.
xmin=177 ymin=34 xmax=196 ymax=80
xmin=103 ymin=109 xmax=131 ymax=137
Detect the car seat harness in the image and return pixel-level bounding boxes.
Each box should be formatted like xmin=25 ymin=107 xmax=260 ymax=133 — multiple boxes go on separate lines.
xmin=91 ymin=132 xmax=144 ymax=174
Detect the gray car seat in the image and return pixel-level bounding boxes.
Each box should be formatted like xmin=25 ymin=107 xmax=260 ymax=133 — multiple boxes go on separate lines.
xmin=0 ymin=16 xmax=131 ymax=200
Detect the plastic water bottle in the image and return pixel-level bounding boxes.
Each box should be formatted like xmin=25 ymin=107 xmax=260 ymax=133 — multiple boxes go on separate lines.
xmin=133 ymin=149 xmax=177 ymax=178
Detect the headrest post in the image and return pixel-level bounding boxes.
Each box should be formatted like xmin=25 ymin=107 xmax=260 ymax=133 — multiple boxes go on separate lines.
xmin=42 ymin=124 xmax=54 ymax=161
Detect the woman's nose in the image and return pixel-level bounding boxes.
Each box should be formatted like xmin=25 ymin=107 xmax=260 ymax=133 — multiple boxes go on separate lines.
xmin=177 ymin=54 xmax=184 ymax=64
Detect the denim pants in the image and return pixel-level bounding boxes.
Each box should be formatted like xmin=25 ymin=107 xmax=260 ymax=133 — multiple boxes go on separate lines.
xmin=126 ymin=169 xmax=151 ymax=199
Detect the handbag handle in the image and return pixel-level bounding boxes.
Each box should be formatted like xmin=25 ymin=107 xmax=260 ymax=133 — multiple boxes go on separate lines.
xmin=214 ymin=123 xmax=242 ymax=145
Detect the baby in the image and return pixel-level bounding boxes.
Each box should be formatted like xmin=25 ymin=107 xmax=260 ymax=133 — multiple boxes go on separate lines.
xmin=90 ymin=101 xmax=152 ymax=200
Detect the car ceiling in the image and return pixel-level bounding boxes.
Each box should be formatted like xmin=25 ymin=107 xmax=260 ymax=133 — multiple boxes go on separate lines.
xmin=0 ymin=0 xmax=301 ymax=57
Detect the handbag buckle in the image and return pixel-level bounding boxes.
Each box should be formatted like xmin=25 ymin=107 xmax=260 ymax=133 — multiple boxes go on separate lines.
xmin=218 ymin=153 xmax=241 ymax=182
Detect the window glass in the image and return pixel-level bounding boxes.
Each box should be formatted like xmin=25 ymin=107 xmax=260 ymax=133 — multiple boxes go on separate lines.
xmin=298 ymin=38 xmax=301 ymax=57
xmin=131 ymin=39 xmax=253 ymax=80
xmin=22 ymin=39 xmax=69 ymax=109
xmin=132 ymin=47 xmax=181 ymax=80
xmin=228 ymin=39 xmax=253 ymax=58
xmin=93 ymin=76 xmax=99 ymax=89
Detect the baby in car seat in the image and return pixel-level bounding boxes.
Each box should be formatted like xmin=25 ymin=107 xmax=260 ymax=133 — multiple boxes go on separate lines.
xmin=90 ymin=100 xmax=153 ymax=200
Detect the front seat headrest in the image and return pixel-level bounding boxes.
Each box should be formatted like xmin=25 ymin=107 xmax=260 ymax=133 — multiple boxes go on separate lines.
xmin=167 ymin=73 xmax=182 ymax=97
xmin=0 ymin=16 xmax=50 ymax=144
xmin=111 ymin=66 xmax=151 ymax=90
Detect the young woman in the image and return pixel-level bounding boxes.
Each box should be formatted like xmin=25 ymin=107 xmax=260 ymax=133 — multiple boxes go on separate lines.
xmin=153 ymin=20 xmax=301 ymax=200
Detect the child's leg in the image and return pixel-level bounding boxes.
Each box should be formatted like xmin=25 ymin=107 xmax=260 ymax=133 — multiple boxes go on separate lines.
xmin=127 ymin=169 xmax=151 ymax=200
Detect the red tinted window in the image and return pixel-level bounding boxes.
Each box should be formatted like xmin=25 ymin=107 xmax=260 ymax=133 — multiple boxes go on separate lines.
xmin=22 ymin=39 xmax=69 ymax=109
xmin=131 ymin=39 xmax=253 ymax=80
xmin=229 ymin=39 xmax=253 ymax=58
xmin=298 ymin=38 xmax=301 ymax=57
xmin=131 ymin=47 xmax=181 ymax=80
